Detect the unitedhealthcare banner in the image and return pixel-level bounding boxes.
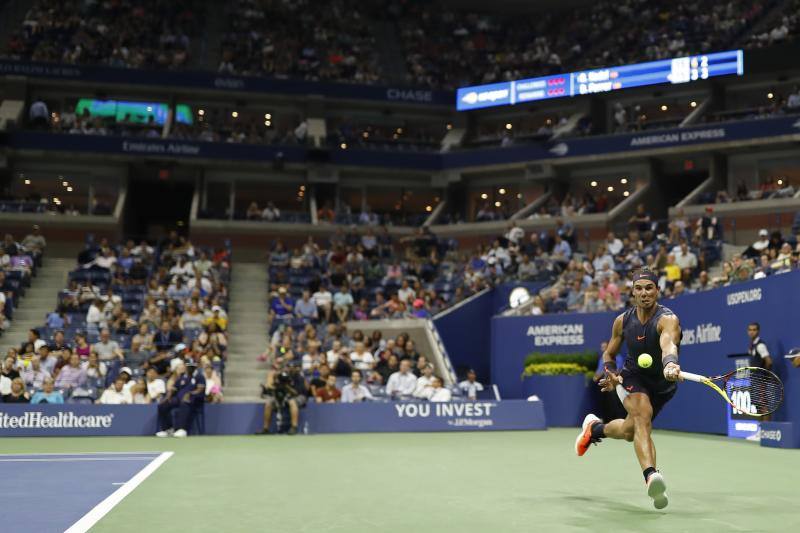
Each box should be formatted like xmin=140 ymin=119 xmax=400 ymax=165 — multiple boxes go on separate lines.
xmin=0 ymin=400 xmax=545 ymax=436
xmin=0 ymin=60 xmax=453 ymax=106
xmin=491 ymin=271 xmax=800 ymax=434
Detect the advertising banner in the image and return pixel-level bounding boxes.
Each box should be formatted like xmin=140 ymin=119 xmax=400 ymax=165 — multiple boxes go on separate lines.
xmin=304 ymin=399 xmax=546 ymax=433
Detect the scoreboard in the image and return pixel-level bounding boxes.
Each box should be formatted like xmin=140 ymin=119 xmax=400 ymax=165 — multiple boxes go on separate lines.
xmin=456 ymin=49 xmax=743 ymax=111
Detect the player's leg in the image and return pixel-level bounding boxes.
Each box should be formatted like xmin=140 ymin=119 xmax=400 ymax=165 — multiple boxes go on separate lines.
xmin=624 ymin=392 xmax=655 ymax=471
xmin=625 ymin=392 xmax=668 ymax=509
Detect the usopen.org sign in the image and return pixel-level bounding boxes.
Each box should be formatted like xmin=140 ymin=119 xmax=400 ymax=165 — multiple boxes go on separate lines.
xmin=0 ymin=411 xmax=114 ymax=429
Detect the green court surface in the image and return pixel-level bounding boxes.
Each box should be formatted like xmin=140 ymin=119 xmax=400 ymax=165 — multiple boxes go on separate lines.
xmin=5 ymin=429 xmax=797 ymax=533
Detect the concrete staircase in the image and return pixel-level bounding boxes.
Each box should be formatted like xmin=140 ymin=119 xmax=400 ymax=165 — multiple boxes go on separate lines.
xmin=224 ymin=262 xmax=270 ymax=402
xmin=2 ymin=257 xmax=74 ymax=351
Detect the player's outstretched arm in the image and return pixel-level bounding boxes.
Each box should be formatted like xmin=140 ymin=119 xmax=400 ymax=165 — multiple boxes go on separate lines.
xmin=658 ymin=314 xmax=681 ymax=381
xmin=599 ymin=315 xmax=624 ymax=392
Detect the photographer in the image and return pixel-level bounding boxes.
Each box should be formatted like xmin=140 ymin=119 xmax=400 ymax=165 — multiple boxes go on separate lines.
xmin=258 ymin=362 xmax=307 ymax=435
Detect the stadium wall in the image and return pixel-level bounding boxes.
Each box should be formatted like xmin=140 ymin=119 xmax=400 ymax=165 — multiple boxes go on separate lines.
xmin=433 ymin=282 xmax=546 ymax=382
xmin=491 ymin=271 xmax=800 ymax=434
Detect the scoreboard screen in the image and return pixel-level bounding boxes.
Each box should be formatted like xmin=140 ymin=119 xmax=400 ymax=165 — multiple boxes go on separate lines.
xmin=456 ymin=49 xmax=743 ymax=111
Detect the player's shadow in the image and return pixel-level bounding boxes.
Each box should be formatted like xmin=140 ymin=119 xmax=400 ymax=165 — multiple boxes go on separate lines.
xmin=564 ymin=495 xmax=665 ymax=517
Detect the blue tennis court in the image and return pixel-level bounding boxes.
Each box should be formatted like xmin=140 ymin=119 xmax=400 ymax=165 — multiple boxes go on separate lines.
xmin=0 ymin=451 xmax=173 ymax=533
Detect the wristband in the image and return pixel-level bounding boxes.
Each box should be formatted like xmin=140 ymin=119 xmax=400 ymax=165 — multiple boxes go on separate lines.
xmin=603 ymin=361 xmax=617 ymax=373
xmin=662 ymin=354 xmax=679 ymax=367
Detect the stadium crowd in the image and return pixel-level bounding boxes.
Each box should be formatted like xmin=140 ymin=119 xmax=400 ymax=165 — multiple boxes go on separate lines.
xmin=1 ymin=231 xmax=230 ymax=437
xmin=6 ymin=0 xmax=800 ymax=89
xmin=5 ymin=0 xmax=199 ymax=69
xmin=218 ymin=0 xmax=380 ymax=84
xmin=0 ymin=228 xmax=45 ymax=337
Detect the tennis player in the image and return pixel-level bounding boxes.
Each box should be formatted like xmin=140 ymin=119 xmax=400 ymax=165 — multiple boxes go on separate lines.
xmin=575 ymin=268 xmax=682 ymax=509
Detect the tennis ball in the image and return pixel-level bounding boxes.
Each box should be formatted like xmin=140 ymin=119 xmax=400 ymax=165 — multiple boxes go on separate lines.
xmin=638 ymin=353 xmax=653 ymax=369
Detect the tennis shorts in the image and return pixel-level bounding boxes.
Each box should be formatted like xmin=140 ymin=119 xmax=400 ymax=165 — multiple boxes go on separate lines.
xmin=619 ymin=368 xmax=677 ymax=419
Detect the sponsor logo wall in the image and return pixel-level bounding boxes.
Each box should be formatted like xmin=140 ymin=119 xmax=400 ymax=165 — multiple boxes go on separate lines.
xmin=491 ymin=271 xmax=800 ymax=434
xmin=0 ymin=401 xmax=545 ymax=436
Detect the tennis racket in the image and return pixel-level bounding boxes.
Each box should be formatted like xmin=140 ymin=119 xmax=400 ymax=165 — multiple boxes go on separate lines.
xmin=680 ymin=367 xmax=784 ymax=417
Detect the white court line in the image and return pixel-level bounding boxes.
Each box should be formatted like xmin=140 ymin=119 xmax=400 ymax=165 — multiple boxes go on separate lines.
xmin=65 ymin=451 xmax=174 ymax=533
xmin=0 ymin=457 xmax=158 ymax=462
xmin=0 ymin=451 xmax=163 ymax=457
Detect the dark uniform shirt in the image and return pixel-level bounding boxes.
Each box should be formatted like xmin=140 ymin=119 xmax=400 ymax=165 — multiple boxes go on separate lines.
xmin=622 ymin=304 xmax=678 ymax=393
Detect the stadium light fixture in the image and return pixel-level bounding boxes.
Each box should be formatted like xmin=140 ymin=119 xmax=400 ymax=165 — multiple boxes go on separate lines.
xmin=480 ymin=193 xmax=488 ymax=200
xmin=362 ymin=131 xmax=369 ymax=138
xmin=607 ymin=186 xmax=614 ymax=192
xmin=499 ymin=188 xmax=506 ymax=195
xmin=264 ymin=120 xmax=271 ymax=126
xmin=505 ymin=123 xmax=513 ymax=130
xmin=690 ymin=101 xmax=697 ymax=108
xmin=767 ymin=92 xmax=774 ymax=99
xmin=198 ymin=109 xmax=205 ymax=116
xmin=777 ymin=179 xmax=784 ymax=186
xmin=62 ymin=180 xmax=69 ymax=187
xmin=425 ymin=205 xmax=432 ymax=212
xmin=397 ymin=128 xmax=403 ymax=134
xmin=623 ymin=191 xmax=630 ymax=197
xmin=265 ymin=113 xmax=271 ymax=120
xmin=517 ymin=193 xmax=522 ymax=199
xmin=231 ymin=111 xmax=239 ymax=118
xmin=494 ymin=201 xmax=502 ymax=207
xmin=340 ymin=143 xmax=347 ymax=149
xmin=590 ymin=181 xmax=597 ymax=187
xmin=661 ymin=105 xmax=668 ymax=111
xmin=620 ymin=178 xmax=628 ymax=184
xmin=24 ymin=179 xmax=31 ymax=185
xmin=67 ymin=186 xmax=73 ymax=192
xmin=300 ymin=185 xmax=306 ymax=191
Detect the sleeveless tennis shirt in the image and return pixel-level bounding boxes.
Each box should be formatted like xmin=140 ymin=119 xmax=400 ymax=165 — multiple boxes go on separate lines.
xmin=621 ymin=304 xmax=677 ymax=381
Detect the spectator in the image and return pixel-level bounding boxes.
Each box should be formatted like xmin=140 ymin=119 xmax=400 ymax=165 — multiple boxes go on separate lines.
xmin=145 ymin=367 xmax=167 ymax=402
xmin=294 ymin=290 xmax=318 ymax=320
xmin=262 ymin=202 xmax=280 ymax=221
xmin=745 ymin=229 xmax=771 ymax=258
xmin=269 ymin=286 xmax=294 ymax=323
xmin=93 ymin=328 xmax=125 ymax=362
xmin=21 ymin=355 xmax=50 ymax=390
xmin=312 ymin=285 xmax=333 ymax=323
xmin=82 ymin=352 xmax=107 ymax=381
xmin=30 ymin=377 xmax=64 ymax=404
xmin=98 ymin=376 xmax=133 ymax=405
xmin=674 ymin=242 xmax=698 ymax=280
xmin=3 ymin=378 xmax=30 ymax=403
xmin=340 ymin=370 xmax=374 ymax=403
xmin=314 ymin=374 xmax=341 ymax=403
xmin=203 ymin=363 xmax=223 ymax=403
xmin=154 ymin=320 xmax=182 ymax=352
xmin=662 ymin=254 xmax=682 ymax=285
xmin=54 ymin=353 xmax=86 ymax=391
xmin=458 ymin=370 xmax=484 ymax=400
xmin=429 ymin=376 xmax=452 ymax=402
xmin=413 ymin=363 xmax=435 ymax=399
xmin=333 ymin=284 xmax=354 ymax=323
xmin=349 ymin=341 xmax=374 ymax=371
xmin=385 ymin=359 xmax=417 ymax=398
